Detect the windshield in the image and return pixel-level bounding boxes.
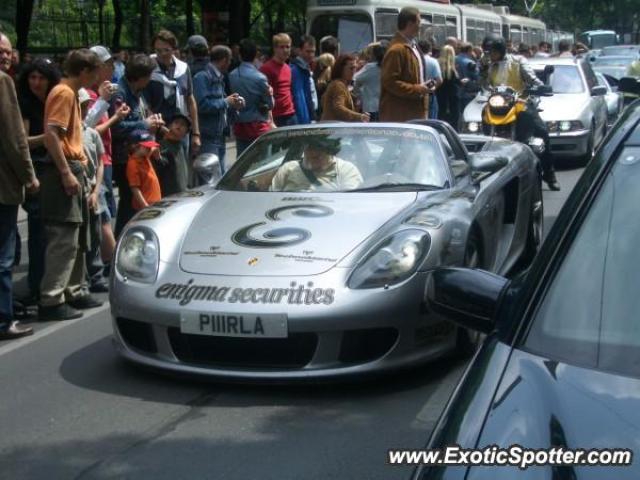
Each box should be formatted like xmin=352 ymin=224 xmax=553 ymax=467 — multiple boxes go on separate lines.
xmin=534 ymin=65 xmax=585 ymax=94
xmin=593 ymin=56 xmax=635 ymax=67
xmin=217 ymin=127 xmax=449 ymax=193
xmin=583 ymin=33 xmax=617 ymax=49
xmin=525 ymin=146 xmax=640 ymax=378
xmin=310 ymin=13 xmax=373 ymax=53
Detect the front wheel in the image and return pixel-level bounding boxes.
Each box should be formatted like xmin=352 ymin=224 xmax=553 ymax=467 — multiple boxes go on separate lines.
xmin=455 ymin=227 xmax=485 ymax=357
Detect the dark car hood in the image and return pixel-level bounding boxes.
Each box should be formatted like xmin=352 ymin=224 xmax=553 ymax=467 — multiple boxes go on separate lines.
xmin=468 ymin=348 xmax=640 ymax=480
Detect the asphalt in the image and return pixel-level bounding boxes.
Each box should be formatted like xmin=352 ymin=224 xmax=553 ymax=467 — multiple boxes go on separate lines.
xmin=0 ymin=157 xmax=582 ymax=480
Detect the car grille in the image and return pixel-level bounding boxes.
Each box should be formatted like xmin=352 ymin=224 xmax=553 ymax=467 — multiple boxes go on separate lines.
xmin=116 ymin=317 xmax=158 ymax=354
xmin=338 ymin=328 xmax=398 ymax=365
xmin=167 ymin=328 xmax=318 ymax=369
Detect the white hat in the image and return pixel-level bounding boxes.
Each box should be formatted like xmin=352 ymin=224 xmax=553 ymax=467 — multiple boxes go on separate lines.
xmin=90 ymin=45 xmax=112 ymax=63
xmin=78 ymin=88 xmax=92 ymax=104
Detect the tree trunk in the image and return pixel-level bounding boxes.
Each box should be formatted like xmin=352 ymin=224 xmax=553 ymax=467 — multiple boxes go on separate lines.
xmin=228 ymin=0 xmax=250 ymax=43
xmin=98 ymin=0 xmax=106 ymax=45
xmin=186 ymin=0 xmax=195 ymax=37
xmin=140 ymin=0 xmax=151 ymax=52
xmin=15 ymin=0 xmax=35 ymax=58
xmin=112 ymin=0 xmax=123 ymax=50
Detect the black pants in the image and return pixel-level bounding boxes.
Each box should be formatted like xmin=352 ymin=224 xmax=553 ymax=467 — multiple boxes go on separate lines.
xmin=515 ymin=106 xmax=554 ymax=174
xmin=113 ymin=163 xmax=133 ymax=238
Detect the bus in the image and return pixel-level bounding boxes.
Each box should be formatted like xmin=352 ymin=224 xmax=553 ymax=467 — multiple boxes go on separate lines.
xmin=578 ymin=30 xmax=619 ymax=49
xmin=306 ymin=0 xmax=573 ymax=53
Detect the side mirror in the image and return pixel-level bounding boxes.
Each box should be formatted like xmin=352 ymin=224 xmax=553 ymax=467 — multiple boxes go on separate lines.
xmin=543 ymin=64 xmax=555 ymax=76
xmin=468 ymin=152 xmax=508 ymax=174
xmin=427 ymin=268 xmax=509 ymax=334
xmin=591 ymin=85 xmax=607 ymax=96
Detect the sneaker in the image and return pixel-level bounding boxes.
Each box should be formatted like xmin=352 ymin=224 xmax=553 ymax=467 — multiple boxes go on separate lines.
xmin=39 ymin=303 xmax=84 ymax=321
xmin=0 ymin=321 xmax=34 ymax=340
xmin=68 ymin=295 xmax=104 ymax=310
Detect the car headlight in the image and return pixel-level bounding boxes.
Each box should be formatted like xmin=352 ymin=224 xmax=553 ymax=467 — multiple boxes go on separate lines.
xmin=467 ymin=121 xmax=480 ymax=133
xmin=488 ymin=95 xmax=507 ymax=108
xmin=348 ymin=230 xmax=430 ymax=289
xmin=116 ymin=227 xmax=160 ymax=283
xmin=547 ymin=120 xmax=584 ymax=132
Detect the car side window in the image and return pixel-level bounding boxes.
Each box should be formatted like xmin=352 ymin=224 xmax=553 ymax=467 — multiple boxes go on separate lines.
xmin=525 ymin=147 xmax=640 ymax=378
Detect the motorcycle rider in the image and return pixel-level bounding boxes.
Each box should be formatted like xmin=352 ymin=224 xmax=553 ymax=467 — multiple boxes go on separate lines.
xmin=479 ymin=34 xmax=560 ymax=191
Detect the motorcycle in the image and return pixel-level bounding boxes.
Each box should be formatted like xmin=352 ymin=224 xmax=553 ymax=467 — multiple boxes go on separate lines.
xmin=463 ymin=83 xmax=553 ymax=155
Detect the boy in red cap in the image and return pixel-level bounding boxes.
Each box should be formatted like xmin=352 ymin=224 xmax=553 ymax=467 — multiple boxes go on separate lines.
xmin=126 ymin=134 xmax=161 ymax=210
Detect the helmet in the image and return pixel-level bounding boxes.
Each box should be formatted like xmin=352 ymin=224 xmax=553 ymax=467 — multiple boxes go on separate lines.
xmin=482 ymin=33 xmax=503 ymax=53
xmin=488 ymin=36 xmax=507 ymax=60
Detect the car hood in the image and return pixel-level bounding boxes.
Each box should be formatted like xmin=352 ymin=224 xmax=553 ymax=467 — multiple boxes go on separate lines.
xmin=469 ymin=348 xmax=640 ymax=480
xmin=537 ymin=94 xmax=592 ymax=122
xmin=179 ymin=191 xmax=417 ymax=276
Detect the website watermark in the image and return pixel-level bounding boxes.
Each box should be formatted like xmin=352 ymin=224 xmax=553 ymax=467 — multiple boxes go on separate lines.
xmin=388 ymin=445 xmax=633 ymax=469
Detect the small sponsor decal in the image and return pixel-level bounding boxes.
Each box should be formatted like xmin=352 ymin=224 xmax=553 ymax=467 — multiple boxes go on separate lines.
xmin=248 ymin=257 xmax=259 ymax=266
xmin=173 ymin=190 xmax=204 ymax=198
xmin=274 ymin=253 xmax=338 ymax=263
xmin=134 ymin=209 xmax=163 ymax=221
xmin=151 ymin=200 xmax=178 ymax=209
xmin=155 ymin=279 xmax=335 ymax=306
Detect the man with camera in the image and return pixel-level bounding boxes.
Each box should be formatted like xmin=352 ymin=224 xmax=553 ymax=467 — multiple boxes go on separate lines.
xmin=229 ymin=39 xmax=275 ymax=156
xmin=193 ymin=45 xmax=245 ymax=177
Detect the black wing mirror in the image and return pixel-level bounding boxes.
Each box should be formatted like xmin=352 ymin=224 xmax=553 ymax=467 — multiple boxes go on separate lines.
xmin=468 ymin=152 xmax=508 ymax=174
xmin=591 ymin=85 xmax=607 ymax=96
xmin=427 ymin=268 xmax=509 ymax=334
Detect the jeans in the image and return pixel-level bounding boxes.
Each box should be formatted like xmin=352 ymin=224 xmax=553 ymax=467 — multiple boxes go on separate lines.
xmin=428 ymin=95 xmax=439 ymax=120
xmin=199 ymin=139 xmax=226 ymax=185
xmin=103 ymin=164 xmax=116 ymax=218
xmin=0 ymin=204 xmax=18 ymax=327
xmin=22 ymin=193 xmax=46 ymax=297
xmin=274 ymin=114 xmax=298 ymax=128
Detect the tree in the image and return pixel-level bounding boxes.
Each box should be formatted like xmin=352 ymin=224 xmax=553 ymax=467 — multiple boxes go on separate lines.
xmin=112 ymin=0 xmax=123 ymax=50
xmin=15 ymin=0 xmax=34 ymax=57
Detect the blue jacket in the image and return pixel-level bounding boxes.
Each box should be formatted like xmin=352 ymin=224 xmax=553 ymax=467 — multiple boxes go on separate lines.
xmin=228 ymin=62 xmax=274 ymax=124
xmin=290 ymin=57 xmax=316 ymax=124
xmin=109 ymin=77 xmax=151 ymax=165
xmin=193 ymin=62 xmax=229 ymax=142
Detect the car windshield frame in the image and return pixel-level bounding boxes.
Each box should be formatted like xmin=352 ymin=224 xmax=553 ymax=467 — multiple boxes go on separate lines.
xmin=216 ymin=126 xmax=451 ymax=194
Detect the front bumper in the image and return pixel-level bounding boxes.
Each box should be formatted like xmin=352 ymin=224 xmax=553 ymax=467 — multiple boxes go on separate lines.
xmin=548 ymin=129 xmax=591 ymax=157
xmin=110 ymin=267 xmax=457 ymax=380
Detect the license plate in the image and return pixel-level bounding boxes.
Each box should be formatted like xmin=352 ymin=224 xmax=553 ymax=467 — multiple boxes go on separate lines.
xmin=180 ymin=312 xmax=288 ymax=338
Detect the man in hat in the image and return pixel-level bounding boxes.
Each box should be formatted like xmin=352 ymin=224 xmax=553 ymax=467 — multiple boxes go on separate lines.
xmin=186 ymin=35 xmax=210 ymax=77
xmin=270 ymin=136 xmax=362 ymax=192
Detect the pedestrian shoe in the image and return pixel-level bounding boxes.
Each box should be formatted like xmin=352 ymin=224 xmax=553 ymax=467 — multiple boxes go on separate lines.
xmin=38 ymin=303 xmax=84 ymax=321
xmin=542 ymin=172 xmax=561 ymax=191
xmin=89 ymin=282 xmax=109 ymax=293
xmin=68 ymin=295 xmax=104 ymax=310
xmin=0 ymin=321 xmax=34 ymax=340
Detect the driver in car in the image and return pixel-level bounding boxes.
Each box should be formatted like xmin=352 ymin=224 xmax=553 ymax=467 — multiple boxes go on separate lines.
xmin=270 ymin=136 xmax=363 ymax=192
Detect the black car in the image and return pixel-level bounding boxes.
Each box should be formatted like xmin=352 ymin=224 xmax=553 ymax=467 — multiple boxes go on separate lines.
xmin=412 ymin=95 xmax=640 ymax=479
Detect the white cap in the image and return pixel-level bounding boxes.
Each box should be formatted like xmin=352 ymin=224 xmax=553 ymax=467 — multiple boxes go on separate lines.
xmin=78 ymin=88 xmax=92 ymax=104
xmin=90 ymin=45 xmax=112 ymax=63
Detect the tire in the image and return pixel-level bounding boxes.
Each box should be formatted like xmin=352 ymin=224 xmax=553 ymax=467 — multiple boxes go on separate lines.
xmin=579 ymin=127 xmax=595 ymax=167
xmin=455 ymin=226 xmax=485 ymax=357
xmin=521 ymin=181 xmax=544 ymax=266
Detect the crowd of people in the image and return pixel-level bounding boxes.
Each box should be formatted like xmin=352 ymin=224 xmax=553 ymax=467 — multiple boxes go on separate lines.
xmin=0 ymin=7 xmax=593 ymax=339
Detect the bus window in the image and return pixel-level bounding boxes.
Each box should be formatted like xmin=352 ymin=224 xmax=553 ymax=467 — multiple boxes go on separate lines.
xmin=523 ymin=26 xmax=530 ymax=45
xmin=311 ymin=13 xmax=374 ymax=52
xmin=465 ymin=19 xmax=476 ymax=45
xmin=433 ymin=14 xmax=446 ymax=46
xmin=419 ymin=15 xmax=434 ymax=43
xmin=510 ymin=25 xmax=522 ymax=43
xmin=446 ymin=16 xmax=458 ymax=39
xmin=374 ymin=10 xmax=398 ymax=39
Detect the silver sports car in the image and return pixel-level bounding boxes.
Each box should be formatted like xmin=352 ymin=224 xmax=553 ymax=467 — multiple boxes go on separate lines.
xmin=110 ymin=122 xmax=542 ymax=380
